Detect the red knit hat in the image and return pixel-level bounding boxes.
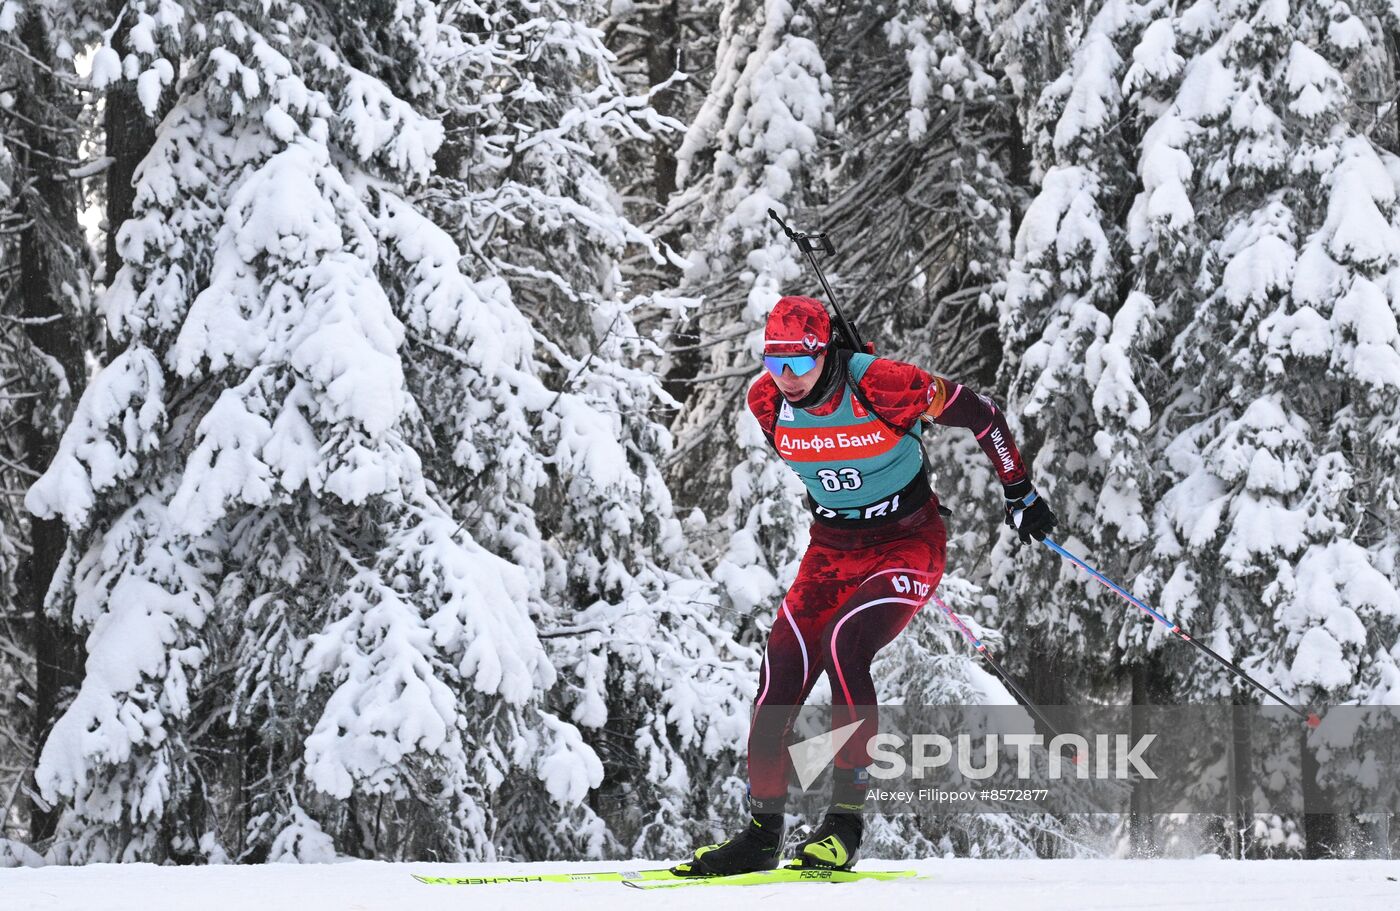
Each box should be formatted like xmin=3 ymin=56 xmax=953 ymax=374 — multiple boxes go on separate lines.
xmin=763 ymin=296 xmax=831 ymax=355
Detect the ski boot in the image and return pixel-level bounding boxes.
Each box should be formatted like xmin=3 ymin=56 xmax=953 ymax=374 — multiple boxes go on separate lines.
xmin=787 ymin=767 xmax=866 ymax=871
xmin=671 ymin=797 xmax=786 ymax=877
xmin=789 ymin=810 xmax=863 ymax=870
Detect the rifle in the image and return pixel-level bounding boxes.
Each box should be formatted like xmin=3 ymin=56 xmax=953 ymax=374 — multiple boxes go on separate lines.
xmin=767 ymin=209 xmax=873 ymax=354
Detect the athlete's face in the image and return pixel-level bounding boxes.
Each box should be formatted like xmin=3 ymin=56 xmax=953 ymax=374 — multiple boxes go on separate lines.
xmin=773 ymin=351 xmax=825 ymax=401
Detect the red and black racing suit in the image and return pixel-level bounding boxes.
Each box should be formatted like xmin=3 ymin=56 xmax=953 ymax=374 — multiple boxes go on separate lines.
xmin=744 ymin=356 xmax=1030 ymax=802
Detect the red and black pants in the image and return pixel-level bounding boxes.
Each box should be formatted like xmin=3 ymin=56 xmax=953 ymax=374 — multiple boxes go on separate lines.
xmin=748 ymin=504 xmax=947 ymax=802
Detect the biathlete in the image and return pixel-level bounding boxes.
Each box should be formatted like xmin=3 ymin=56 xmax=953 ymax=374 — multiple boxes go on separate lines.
xmin=674 ymin=295 xmax=1057 ymax=876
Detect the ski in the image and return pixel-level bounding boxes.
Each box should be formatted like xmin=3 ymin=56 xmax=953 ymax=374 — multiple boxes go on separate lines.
xmin=412 ymin=868 xmax=685 ymax=886
xmin=413 ymin=867 xmax=925 ymax=888
xmin=622 ymin=868 xmax=923 ymax=889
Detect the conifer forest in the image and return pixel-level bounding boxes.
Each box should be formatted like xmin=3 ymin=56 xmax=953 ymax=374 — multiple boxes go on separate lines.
xmin=2 ymin=0 xmax=1399 ymax=867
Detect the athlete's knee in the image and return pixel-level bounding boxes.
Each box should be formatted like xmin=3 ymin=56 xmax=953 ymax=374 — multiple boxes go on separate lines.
xmin=819 ymin=621 xmax=844 ymax=670
xmin=822 ymin=624 xmax=874 ymax=703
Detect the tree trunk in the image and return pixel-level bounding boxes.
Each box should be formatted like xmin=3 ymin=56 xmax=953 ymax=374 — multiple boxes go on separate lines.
xmin=1229 ymin=702 xmax=1253 ymax=858
xmin=1128 ymin=663 xmax=1156 ymax=857
xmin=646 ymin=0 xmax=681 ymax=211
xmin=102 ymin=5 xmax=159 ymax=287
xmin=1301 ymin=724 xmax=1340 ymax=858
xmin=14 ymin=10 xmax=89 ymax=846
xmin=1022 ymin=635 xmax=1073 ymax=706
xmin=646 ymin=0 xmax=701 ymax=414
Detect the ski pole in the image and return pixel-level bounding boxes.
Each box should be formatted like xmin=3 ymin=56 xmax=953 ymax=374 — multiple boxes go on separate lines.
xmin=767 ymin=208 xmax=870 ymax=353
xmin=1041 ymin=537 xmax=1319 ymax=727
xmin=929 ymin=592 xmax=1071 ymax=745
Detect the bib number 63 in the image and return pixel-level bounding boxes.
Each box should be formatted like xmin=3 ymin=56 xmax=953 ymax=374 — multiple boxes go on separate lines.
xmin=816 ymin=467 xmax=863 ymax=492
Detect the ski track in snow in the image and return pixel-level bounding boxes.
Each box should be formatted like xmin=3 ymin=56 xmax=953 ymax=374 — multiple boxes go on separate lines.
xmin=3 ymin=858 xmax=1399 ymax=911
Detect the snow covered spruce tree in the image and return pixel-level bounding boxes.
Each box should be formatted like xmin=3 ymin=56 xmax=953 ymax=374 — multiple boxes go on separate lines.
xmin=600 ymin=0 xmax=713 ymax=234
xmin=21 ymin=0 xmax=746 ymax=864
xmin=822 ymin=0 xmax=1015 ymax=378
xmin=600 ymin=0 xmax=718 ymax=411
xmin=410 ymin=0 xmax=752 ymax=860
xmin=659 ymin=0 xmax=836 ymax=633
xmin=993 ymin=0 xmax=1400 ymax=855
xmin=1128 ymin=0 xmax=1400 ymax=772
xmin=995 ymin=0 xmax=1168 ymax=705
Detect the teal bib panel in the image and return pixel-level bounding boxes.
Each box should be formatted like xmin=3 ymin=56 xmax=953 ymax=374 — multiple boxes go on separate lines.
xmin=772 ymin=354 xmax=926 ymax=518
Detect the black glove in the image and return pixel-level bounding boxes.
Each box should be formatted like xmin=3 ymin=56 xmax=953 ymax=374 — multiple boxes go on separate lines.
xmin=1003 ymin=478 xmax=1056 ymax=545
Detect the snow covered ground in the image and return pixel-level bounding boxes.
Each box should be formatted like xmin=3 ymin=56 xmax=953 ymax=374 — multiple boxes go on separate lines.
xmin=4 ymin=858 xmax=1399 ymax=910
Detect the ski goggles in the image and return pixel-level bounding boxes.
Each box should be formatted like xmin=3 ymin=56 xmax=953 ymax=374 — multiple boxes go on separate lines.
xmin=763 ymin=354 xmax=820 ymax=377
